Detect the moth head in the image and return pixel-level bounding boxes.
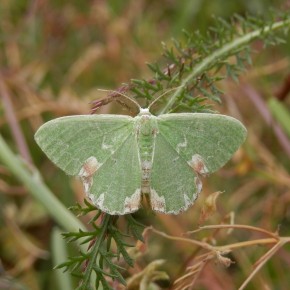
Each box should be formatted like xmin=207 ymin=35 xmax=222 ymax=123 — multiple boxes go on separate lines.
xmin=138 ymin=108 xmax=151 ymax=116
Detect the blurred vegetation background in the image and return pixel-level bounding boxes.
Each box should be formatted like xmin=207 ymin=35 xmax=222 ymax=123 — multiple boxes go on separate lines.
xmin=1 ymin=0 xmax=290 ymax=289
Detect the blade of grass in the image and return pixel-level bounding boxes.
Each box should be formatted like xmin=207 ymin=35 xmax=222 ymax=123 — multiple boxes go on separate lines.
xmin=0 ymin=133 xmax=95 ymax=286
xmin=243 ymin=84 xmax=290 ymax=157
xmin=268 ymin=97 xmax=290 ymax=137
xmin=0 ymin=134 xmax=87 ymax=237
xmin=52 ymin=227 xmax=74 ymax=290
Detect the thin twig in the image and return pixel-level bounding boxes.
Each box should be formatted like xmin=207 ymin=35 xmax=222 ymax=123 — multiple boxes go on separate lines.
xmin=188 ymin=224 xmax=279 ymax=239
xmin=149 ymin=226 xmax=278 ymax=253
xmin=238 ymin=238 xmax=290 ymax=290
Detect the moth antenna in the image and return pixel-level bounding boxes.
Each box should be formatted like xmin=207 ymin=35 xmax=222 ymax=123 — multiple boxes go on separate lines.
xmin=148 ymin=86 xmax=183 ymax=110
xmin=98 ymin=89 xmax=141 ymax=111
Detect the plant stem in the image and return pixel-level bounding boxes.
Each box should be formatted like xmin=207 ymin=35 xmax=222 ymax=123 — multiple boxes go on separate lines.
xmin=0 ymin=134 xmax=87 ymax=235
xmin=79 ymin=214 xmax=111 ymax=290
xmin=160 ymin=19 xmax=290 ymax=114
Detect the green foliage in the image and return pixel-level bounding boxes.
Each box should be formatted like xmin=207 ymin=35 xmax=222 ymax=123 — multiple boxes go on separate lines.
xmin=92 ymin=11 xmax=290 ymax=115
xmin=56 ymin=201 xmax=144 ymax=290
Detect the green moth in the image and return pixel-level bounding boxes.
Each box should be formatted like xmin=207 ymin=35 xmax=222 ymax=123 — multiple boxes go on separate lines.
xmin=34 ymin=107 xmax=247 ymax=215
